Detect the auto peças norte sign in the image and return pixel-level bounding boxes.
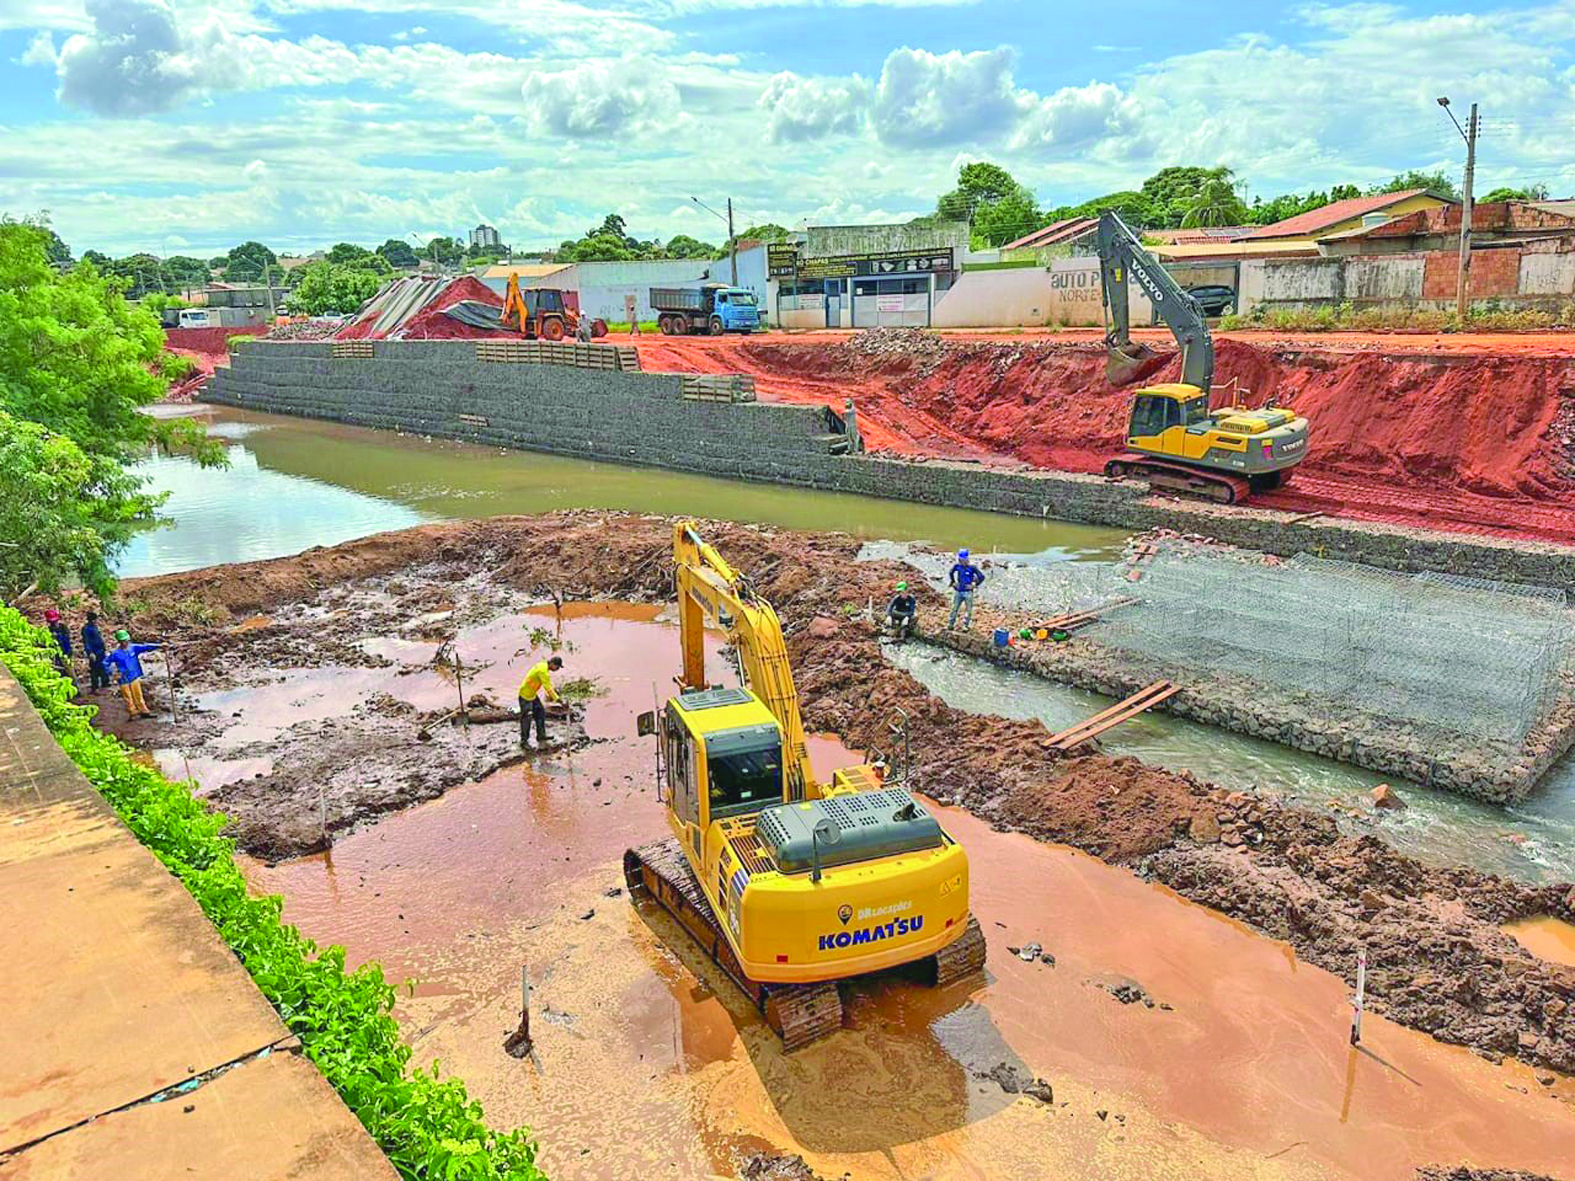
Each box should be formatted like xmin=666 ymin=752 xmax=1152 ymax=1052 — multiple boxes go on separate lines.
xmin=787 ymin=247 xmax=955 ymax=281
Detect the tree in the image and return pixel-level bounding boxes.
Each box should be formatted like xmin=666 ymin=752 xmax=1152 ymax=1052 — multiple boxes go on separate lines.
xmin=1372 ymin=169 xmax=1460 ymax=200
xmin=164 ymin=255 xmax=211 ymax=290
xmin=423 ymin=236 xmax=463 ymax=266
xmin=1181 ymin=175 xmax=1250 ymax=228
xmin=664 ymin=234 xmax=719 ymax=259
xmin=935 ymin=161 xmax=1045 ymax=247
xmin=558 ymin=233 xmax=635 ymax=262
xmin=1481 ymin=184 xmax=1549 ymax=203
xmin=326 ymin=242 xmax=374 ymax=266
xmin=285 ymin=262 xmax=383 ymax=315
xmin=737 ymin=223 xmax=793 ymax=243
xmin=82 ymin=249 xmax=112 ymax=270
xmin=0 ymin=221 xmax=224 ymax=596
xmin=222 ymin=240 xmax=278 ymax=281
xmin=377 ymin=238 xmax=420 ymax=268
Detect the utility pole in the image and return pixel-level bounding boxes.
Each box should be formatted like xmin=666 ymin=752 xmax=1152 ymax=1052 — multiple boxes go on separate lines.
xmin=1438 ymin=96 xmax=1478 ymax=319
xmin=727 ymin=198 xmax=738 ymax=286
xmin=261 ymin=258 xmax=276 ymax=320
xmin=1457 ymin=102 xmax=1478 ymax=320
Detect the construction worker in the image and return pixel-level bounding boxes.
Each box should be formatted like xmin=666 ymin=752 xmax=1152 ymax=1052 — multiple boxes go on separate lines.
xmin=518 ymin=655 xmax=564 ymax=749
xmin=887 ymin=581 xmax=917 ymax=641
xmin=946 ymin=549 xmax=986 ymax=630
xmin=44 ymin=609 xmax=72 ymax=678
xmin=105 ymin=630 xmax=160 ymax=720
xmin=82 ymin=611 xmax=110 ymax=693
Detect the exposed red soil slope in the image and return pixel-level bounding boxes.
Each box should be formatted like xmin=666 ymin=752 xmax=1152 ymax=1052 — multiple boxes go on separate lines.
xmin=626 ymin=333 xmax=1575 ymax=543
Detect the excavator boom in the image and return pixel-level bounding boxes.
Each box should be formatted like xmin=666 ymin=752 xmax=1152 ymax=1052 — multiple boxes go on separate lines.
xmin=1097 ymin=211 xmax=1214 ymax=392
xmin=673 ymin=522 xmax=815 ymax=801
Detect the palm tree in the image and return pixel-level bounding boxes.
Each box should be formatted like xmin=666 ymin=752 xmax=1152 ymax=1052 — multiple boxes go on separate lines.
xmin=1181 ymin=177 xmax=1247 ymax=228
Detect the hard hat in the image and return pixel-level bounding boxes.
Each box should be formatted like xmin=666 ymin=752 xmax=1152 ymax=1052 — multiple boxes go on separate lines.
xmin=115 ymin=629 xmax=130 ymax=641
xmin=896 ymin=581 xmax=907 ymax=590
xmin=44 ymin=608 xmax=60 ymax=622
xmin=958 ymin=549 xmax=970 ymax=560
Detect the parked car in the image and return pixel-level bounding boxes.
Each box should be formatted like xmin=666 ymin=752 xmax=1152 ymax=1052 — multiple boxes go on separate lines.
xmin=1187 ymin=285 xmax=1236 ymax=317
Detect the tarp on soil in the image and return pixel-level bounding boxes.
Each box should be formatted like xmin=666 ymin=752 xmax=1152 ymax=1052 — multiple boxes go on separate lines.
xmin=334 ymin=276 xmax=508 ymax=341
xmin=439 ymin=300 xmax=506 ymax=330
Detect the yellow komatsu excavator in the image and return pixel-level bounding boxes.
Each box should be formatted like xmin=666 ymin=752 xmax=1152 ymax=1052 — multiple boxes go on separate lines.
xmin=624 ymin=522 xmax=987 ymax=1049
xmin=1098 ymin=211 xmax=1311 ymax=504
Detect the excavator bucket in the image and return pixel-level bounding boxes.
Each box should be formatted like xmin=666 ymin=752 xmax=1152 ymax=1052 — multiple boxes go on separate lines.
xmin=1106 ymin=338 xmax=1158 ymax=386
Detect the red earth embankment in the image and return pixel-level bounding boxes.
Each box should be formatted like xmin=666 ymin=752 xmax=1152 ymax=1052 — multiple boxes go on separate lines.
xmin=627 ymin=332 xmax=1575 ymax=542
xmin=162 ymin=326 xmax=267 ymax=399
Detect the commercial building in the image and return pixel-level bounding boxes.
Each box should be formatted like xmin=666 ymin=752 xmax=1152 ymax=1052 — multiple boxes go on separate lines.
xmin=469 ymin=223 xmax=502 ymax=250
xmin=773 ymin=221 xmax=971 ymax=329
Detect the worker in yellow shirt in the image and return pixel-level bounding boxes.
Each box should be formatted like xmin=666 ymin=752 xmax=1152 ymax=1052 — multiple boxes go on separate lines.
xmin=519 ymin=655 xmax=565 ymax=749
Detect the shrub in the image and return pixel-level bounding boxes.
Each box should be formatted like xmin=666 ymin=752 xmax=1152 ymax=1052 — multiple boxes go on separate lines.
xmin=0 ymin=607 xmax=545 ymax=1181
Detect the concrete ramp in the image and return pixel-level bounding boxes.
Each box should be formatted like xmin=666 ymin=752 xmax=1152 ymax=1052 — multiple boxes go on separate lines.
xmin=0 ymin=670 xmax=394 ymax=1178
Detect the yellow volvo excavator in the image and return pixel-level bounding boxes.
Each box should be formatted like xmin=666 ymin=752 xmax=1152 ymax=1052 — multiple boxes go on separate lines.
xmin=624 ymin=522 xmax=987 ymax=1049
xmin=1098 ymin=211 xmax=1311 ymax=504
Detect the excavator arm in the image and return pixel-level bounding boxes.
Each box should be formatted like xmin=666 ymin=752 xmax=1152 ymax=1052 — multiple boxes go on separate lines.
xmin=673 ymin=521 xmax=816 ymax=801
xmin=1097 ymin=211 xmax=1214 ymax=393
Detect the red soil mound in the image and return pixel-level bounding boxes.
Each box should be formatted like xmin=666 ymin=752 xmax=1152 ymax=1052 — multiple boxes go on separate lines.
xmin=632 ymin=333 xmax=1575 ymax=542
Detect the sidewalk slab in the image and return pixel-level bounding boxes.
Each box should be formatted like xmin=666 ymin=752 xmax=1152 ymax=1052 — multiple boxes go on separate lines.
xmin=0 ymin=669 xmax=394 ymax=1177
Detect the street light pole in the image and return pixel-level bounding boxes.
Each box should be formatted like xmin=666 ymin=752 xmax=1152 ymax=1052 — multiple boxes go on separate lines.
xmin=1438 ymin=97 xmax=1479 ymax=319
xmin=691 ymin=195 xmax=739 ymax=285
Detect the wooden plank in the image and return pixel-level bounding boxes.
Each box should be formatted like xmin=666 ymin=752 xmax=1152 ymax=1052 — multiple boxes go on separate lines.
xmin=1047 ymin=680 xmax=1179 ymax=750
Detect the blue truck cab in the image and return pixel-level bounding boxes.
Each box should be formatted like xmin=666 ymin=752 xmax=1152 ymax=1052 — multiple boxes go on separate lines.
xmin=651 ymin=283 xmax=761 ymax=335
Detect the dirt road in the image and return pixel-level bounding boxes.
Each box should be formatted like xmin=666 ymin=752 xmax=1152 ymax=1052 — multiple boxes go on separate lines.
xmin=620 ymin=331 xmax=1575 ymax=544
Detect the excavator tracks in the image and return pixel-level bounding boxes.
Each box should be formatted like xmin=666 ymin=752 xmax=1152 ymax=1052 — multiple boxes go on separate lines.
xmin=624 ymin=838 xmax=845 ymax=1050
xmin=1105 ymin=454 xmax=1252 ymax=505
xmin=933 ymin=915 xmax=988 ymax=986
xmin=624 ymin=838 xmax=986 ymax=1051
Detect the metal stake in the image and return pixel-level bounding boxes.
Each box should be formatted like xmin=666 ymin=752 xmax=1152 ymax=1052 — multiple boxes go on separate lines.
xmin=1349 ymin=946 xmax=1367 ymax=1046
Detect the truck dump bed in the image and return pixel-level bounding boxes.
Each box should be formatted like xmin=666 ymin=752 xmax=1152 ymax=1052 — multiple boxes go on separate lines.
xmin=649 ymin=287 xmax=707 ymax=312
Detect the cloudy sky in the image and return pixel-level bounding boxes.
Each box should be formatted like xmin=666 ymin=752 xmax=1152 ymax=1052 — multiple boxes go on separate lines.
xmin=3 ymin=0 xmax=1574 ymax=256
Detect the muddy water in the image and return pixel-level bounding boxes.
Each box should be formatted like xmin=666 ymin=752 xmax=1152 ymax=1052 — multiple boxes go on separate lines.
xmin=119 ymin=405 xmax=1123 ymax=577
xmin=242 ymin=609 xmax=1575 ymax=1181
xmin=887 ymin=641 xmax=1575 ymax=884
xmin=1506 ymin=916 xmax=1575 ymax=968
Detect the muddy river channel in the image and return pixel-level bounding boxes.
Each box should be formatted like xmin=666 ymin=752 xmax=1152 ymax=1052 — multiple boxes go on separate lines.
xmin=140 ymin=603 xmax=1567 ymax=1181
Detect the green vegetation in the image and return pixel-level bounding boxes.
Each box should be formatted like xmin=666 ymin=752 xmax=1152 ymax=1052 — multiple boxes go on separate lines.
xmin=378 ymin=238 xmax=422 ymax=269
xmin=1220 ymin=300 xmax=1572 ymax=333
xmin=555 ymin=675 xmax=606 ymax=702
xmin=0 ymin=609 xmax=545 ymax=1180
xmin=287 ymin=261 xmax=385 ymax=315
xmin=0 ymin=219 xmax=225 ymax=598
xmin=931 ymin=159 xmax=1482 ymax=249
xmin=1481 ymin=184 xmax=1550 ymax=204
xmin=557 ymin=213 xmax=722 ymax=262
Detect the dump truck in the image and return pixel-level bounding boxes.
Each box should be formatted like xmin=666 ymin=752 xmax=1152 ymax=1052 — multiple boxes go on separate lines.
xmin=1097 ymin=211 xmax=1310 ymax=503
xmin=624 ymin=521 xmax=986 ymax=1050
xmin=650 ymin=283 xmax=760 ymax=335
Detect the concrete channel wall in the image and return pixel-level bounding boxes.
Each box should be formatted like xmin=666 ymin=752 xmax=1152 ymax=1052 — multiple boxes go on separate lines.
xmin=0 ymin=669 xmax=395 ymax=1178
xmin=207 ymin=340 xmax=1575 ymax=590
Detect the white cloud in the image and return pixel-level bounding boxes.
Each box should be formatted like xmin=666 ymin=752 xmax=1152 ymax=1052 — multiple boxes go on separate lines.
xmin=20 ymin=30 xmax=57 ymax=66
xmin=520 ymin=57 xmax=680 ymax=137
xmin=757 ymin=71 xmax=868 ymax=143
xmin=870 ymin=46 xmax=1026 ymax=148
xmin=1013 ymin=80 xmax=1134 ymax=150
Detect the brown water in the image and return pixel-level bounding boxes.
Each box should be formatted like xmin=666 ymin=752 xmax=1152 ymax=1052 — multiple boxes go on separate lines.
xmin=239 ymin=608 xmax=1575 ymax=1181
xmin=121 ymin=406 xmax=1124 ymax=578
xmin=1505 ymin=916 xmax=1575 ymax=968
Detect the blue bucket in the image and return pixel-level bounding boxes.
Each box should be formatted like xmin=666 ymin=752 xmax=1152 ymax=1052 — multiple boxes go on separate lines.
xmin=992 ymin=628 xmax=1010 ymax=647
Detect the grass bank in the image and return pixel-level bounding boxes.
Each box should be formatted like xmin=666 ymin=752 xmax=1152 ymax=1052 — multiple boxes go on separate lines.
xmin=0 ymin=605 xmax=545 ymax=1181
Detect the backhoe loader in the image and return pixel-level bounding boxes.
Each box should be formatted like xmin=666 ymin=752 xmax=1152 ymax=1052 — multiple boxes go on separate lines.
xmin=624 ymin=522 xmax=987 ymax=1049
xmin=1097 ymin=211 xmax=1310 ymax=504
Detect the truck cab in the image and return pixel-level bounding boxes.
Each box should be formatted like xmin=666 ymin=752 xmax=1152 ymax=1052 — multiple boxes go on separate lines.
xmin=710 ymin=286 xmax=760 ymax=333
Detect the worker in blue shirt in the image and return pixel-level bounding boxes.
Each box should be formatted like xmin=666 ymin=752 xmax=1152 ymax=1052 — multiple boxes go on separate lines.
xmin=44 ymin=609 xmax=72 ymax=678
xmin=104 ymin=629 xmax=160 ymax=720
xmin=82 ymin=611 xmax=110 ymax=693
xmin=946 ymin=549 xmax=986 ymax=630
